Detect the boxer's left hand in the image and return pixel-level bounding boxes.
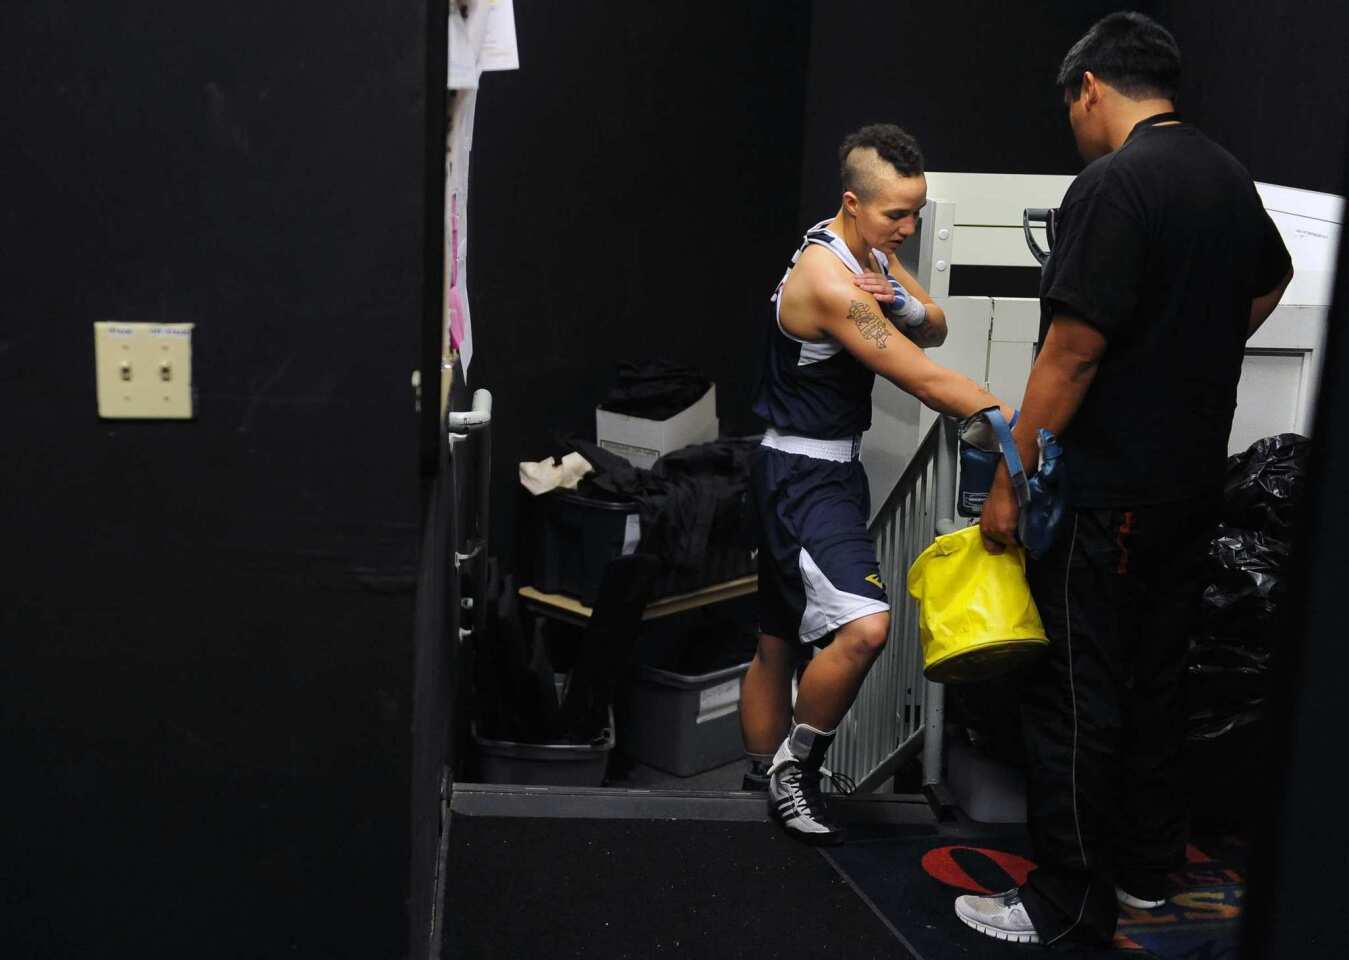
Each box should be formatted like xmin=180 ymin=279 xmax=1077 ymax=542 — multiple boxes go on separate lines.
xmin=980 ymin=471 xmax=1021 ymax=555
xmin=852 ymin=271 xmax=899 ymax=303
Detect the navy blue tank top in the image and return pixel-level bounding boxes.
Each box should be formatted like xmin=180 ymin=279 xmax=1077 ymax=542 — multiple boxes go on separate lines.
xmin=752 ymin=221 xmax=891 ymax=439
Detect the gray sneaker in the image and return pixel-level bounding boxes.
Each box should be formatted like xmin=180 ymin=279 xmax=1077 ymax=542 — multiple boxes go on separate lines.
xmin=954 ymin=889 xmax=1041 ymax=944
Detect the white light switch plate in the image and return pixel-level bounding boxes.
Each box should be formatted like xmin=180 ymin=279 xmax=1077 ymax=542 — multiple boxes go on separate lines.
xmin=94 ymin=322 xmax=195 ymax=419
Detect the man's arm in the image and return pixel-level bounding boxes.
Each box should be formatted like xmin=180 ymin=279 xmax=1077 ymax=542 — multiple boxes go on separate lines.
xmin=816 ymin=280 xmax=1003 ymax=419
xmin=1249 ymin=267 xmax=1294 ymax=339
xmin=979 ymin=313 xmax=1106 ymax=553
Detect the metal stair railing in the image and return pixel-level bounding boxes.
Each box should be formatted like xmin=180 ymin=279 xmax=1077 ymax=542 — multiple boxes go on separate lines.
xmin=448 ymin=388 xmax=494 ymax=647
xmin=828 ymin=416 xmax=958 ymax=795
xmin=428 ymin=387 xmax=494 ymax=960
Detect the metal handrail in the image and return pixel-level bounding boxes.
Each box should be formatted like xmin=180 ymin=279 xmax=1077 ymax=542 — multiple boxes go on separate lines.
xmin=1023 ymin=207 xmax=1057 ymax=266
xmin=448 ymin=389 xmax=493 ymax=639
xmin=827 ymin=416 xmax=958 ymax=795
xmin=448 ymin=388 xmax=493 ymax=434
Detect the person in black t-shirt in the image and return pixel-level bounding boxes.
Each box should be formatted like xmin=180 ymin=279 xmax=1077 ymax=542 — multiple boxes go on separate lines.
xmin=958 ymin=12 xmax=1293 ymax=947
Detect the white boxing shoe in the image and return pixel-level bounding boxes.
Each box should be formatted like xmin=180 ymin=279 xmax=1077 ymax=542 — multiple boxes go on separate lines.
xmin=766 ymin=723 xmax=845 ymax=845
xmin=767 ymin=758 xmax=845 ymax=845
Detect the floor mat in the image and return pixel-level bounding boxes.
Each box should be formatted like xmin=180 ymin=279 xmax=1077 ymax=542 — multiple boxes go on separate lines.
xmin=828 ymin=828 xmax=1248 ymax=960
xmin=444 ymin=816 xmax=916 ymax=959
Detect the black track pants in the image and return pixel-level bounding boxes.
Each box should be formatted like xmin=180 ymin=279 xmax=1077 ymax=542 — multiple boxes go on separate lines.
xmin=1017 ymin=500 xmax=1217 ymax=945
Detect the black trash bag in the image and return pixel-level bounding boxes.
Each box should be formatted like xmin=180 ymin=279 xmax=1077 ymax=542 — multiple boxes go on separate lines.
xmin=1199 ymin=526 xmax=1290 ymax=640
xmin=1221 ymin=433 xmax=1310 ymax=539
xmin=1184 ymin=437 xmax=1304 ymax=831
xmin=1186 ymin=530 xmax=1283 ymax=748
xmin=1187 ymin=637 xmax=1273 ymax=742
xmin=1187 ymin=434 xmax=1309 ymax=749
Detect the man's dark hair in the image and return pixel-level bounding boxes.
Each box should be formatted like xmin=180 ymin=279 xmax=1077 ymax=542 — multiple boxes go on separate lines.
xmin=838 ymin=124 xmax=924 ymax=198
xmin=1057 ymin=11 xmax=1181 ymax=102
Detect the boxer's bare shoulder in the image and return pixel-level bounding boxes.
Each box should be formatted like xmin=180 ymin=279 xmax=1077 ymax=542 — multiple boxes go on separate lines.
xmin=778 ymin=244 xmax=871 ymax=343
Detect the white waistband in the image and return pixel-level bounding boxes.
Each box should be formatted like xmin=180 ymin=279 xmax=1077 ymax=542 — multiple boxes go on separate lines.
xmin=761 ymin=428 xmax=862 ymax=462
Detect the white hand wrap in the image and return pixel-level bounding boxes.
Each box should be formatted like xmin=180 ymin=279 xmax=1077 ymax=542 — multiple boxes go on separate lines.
xmin=887 ymin=278 xmax=928 ymax=328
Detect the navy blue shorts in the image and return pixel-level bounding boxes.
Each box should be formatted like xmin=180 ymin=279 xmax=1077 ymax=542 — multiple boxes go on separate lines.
xmin=750 ymin=445 xmax=890 ymax=644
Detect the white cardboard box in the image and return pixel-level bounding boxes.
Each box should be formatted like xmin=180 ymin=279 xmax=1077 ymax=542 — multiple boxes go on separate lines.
xmin=596 ymin=385 xmax=718 ymax=469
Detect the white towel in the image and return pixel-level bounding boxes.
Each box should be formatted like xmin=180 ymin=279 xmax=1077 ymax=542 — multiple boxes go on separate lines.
xmin=518 ymin=452 xmax=594 ymax=496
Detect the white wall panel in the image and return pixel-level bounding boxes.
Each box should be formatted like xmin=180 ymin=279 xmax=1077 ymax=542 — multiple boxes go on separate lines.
xmin=915 ymin=297 xmax=995 ymax=441
xmin=925 ymin=172 xmax=1073 ymax=227
xmin=948 ymin=226 xmax=1042 ymax=267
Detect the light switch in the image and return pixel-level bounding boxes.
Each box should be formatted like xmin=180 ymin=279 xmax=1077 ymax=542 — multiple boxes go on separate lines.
xmin=94 ymin=322 xmax=194 ymax=419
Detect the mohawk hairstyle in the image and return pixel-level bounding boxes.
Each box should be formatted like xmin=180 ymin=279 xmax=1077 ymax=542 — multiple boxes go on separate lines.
xmin=838 ymin=124 xmax=924 ymax=199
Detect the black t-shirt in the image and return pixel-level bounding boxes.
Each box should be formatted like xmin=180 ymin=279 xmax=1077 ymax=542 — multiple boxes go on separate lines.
xmin=1039 ymin=117 xmax=1292 ymax=507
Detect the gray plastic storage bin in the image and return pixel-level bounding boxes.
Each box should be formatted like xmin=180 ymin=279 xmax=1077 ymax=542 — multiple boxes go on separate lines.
xmin=473 ymin=708 xmax=615 ymax=786
xmin=618 ymin=662 xmax=750 ymax=776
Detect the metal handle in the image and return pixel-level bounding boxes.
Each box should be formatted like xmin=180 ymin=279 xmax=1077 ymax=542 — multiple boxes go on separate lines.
xmin=1023 ymin=208 xmax=1056 ymax=266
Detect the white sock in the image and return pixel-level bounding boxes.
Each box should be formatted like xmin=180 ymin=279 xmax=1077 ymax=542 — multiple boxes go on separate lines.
xmin=770 ymin=721 xmax=835 ymax=773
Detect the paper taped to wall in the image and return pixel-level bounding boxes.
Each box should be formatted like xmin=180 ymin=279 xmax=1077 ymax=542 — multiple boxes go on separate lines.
xmin=480 ymin=0 xmax=519 ymax=72
xmin=448 ymin=3 xmax=487 ymax=89
xmin=449 ymin=0 xmax=519 ymax=89
xmin=447 ymin=90 xmax=477 ymax=374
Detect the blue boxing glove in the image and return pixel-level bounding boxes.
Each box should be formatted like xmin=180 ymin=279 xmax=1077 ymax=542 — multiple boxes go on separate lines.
xmin=957 ymin=408 xmax=1021 ymax=517
xmin=1018 ymin=429 xmax=1065 ymax=559
xmin=886 ymin=277 xmax=928 ymax=328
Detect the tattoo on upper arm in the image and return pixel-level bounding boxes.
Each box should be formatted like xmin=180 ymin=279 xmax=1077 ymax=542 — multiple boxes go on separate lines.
xmin=847 ymin=300 xmax=892 ymax=349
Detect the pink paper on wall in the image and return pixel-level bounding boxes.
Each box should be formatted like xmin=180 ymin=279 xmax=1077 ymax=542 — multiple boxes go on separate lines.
xmin=447 ymin=192 xmax=466 ymax=350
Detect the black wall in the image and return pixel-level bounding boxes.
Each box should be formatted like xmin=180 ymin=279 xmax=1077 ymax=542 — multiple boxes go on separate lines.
xmin=1159 ymin=0 xmax=1349 ymax=197
xmin=798 ymin=1 xmax=1125 ymax=219
xmin=798 ymin=2 xmax=1349 ymax=295
xmin=2 ymin=3 xmax=442 ymax=956
xmin=466 ymin=0 xmax=813 ymax=570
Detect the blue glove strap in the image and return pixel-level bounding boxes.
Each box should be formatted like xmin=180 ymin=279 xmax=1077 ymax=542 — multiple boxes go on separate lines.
xmin=983 ymin=408 xmax=1030 ymax=508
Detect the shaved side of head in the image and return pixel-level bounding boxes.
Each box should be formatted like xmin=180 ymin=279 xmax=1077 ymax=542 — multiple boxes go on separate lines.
xmin=843 ymin=147 xmax=896 ymax=200
xmin=838 ymin=124 xmax=924 ymax=199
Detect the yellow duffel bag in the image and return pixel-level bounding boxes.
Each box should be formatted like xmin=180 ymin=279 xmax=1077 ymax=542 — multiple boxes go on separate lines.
xmin=906 ymin=524 xmax=1049 ymax=684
